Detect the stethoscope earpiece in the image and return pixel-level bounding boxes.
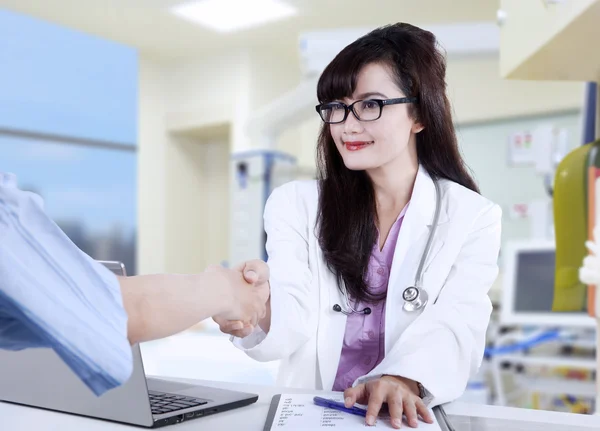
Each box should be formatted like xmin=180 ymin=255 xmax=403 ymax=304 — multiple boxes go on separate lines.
xmin=332 ymin=303 xmax=371 ymax=315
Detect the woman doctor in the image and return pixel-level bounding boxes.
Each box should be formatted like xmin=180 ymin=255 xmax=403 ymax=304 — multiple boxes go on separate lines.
xmin=215 ymin=23 xmax=501 ymax=428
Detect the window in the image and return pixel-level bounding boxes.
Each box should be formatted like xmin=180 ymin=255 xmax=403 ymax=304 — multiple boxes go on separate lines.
xmin=0 ymin=134 xmax=137 ymax=274
xmin=0 ymin=9 xmax=138 ymax=273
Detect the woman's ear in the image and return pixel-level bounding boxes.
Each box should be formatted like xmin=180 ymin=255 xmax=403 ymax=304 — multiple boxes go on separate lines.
xmin=412 ymin=122 xmax=425 ymax=133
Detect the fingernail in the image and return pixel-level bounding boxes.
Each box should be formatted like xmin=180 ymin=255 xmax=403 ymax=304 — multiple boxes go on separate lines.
xmin=344 ymin=397 xmax=352 ymax=407
xmin=366 ymin=415 xmax=375 ymax=426
xmin=245 ymin=270 xmax=257 ymax=280
xmin=411 ymin=419 xmax=418 ymax=427
xmin=393 ymin=418 xmax=402 ymax=428
xmin=232 ymin=322 xmax=243 ymax=330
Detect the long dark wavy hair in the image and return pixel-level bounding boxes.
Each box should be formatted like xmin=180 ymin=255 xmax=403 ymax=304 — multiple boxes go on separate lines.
xmin=316 ymin=23 xmax=479 ymax=304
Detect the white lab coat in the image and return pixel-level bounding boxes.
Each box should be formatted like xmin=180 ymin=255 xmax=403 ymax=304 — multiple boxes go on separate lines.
xmin=234 ymin=166 xmax=502 ymax=407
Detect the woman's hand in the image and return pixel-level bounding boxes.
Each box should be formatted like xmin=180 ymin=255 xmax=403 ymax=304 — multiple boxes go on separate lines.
xmin=213 ymin=259 xmax=270 ymax=337
xmin=208 ymin=265 xmax=269 ymax=327
xmin=343 ymin=376 xmax=433 ymax=429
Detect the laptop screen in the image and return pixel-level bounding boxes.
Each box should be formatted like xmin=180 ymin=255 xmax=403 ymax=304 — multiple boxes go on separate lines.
xmin=99 ymin=261 xmax=127 ymax=277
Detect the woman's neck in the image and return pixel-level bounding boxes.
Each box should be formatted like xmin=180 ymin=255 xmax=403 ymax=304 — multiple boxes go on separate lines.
xmin=369 ymin=154 xmax=418 ymax=215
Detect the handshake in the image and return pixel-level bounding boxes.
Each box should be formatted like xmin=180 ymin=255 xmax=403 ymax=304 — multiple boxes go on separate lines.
xmin=208 ymin=260 xmax=271 ymax=338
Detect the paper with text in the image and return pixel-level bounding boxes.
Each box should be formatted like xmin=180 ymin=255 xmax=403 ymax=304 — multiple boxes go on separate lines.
xmin=269 ymin=394 xmax=441 ymax=430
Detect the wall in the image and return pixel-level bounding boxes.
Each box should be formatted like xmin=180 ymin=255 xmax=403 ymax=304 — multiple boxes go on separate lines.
xmin=137 ymin=48 xmax=301 ymax=274
xmin=201 ymin=140 xmax=231 ymax=267
xmin=138 ymin=55 xmax=232 ymax=275
xmin=138 ymin=55 xmax=168 ymax=274
xmin=163 ymin=52 xmax=246 ymax=130
xmin=164 ymin=135 xmax=231 ymax=273
xmin=457 ymin=111 xmax=581 ymax=249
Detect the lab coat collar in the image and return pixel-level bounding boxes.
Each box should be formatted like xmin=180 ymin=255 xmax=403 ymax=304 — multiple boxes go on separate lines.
xmin=411 ymin=165 xmax=449 ymax=226
xmin=385 ymin=165 xmax=449 ymax=294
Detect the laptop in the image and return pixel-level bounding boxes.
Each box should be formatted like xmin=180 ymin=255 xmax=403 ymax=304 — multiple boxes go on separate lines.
xmin=0 ymin=260 xmax=258 ymax=428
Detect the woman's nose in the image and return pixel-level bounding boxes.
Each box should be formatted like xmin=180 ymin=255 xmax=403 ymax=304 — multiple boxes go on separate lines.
xmin=343 ymin=109 xmax=363 ymax=134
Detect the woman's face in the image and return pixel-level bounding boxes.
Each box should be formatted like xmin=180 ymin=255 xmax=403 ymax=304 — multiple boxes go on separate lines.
xmin=328 ymin=62 xmax=423 ymax=172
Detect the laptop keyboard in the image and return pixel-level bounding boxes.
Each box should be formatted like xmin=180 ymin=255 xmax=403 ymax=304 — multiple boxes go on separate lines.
xmin=148 ymin=390 xmax=209 ymax=415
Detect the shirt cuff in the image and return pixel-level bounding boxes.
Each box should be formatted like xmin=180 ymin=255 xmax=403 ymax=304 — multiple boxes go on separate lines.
xmin=230 ymin=326 xmax=267 ymax=350
xmin=419 ymin=384 xmax=435 ymax=406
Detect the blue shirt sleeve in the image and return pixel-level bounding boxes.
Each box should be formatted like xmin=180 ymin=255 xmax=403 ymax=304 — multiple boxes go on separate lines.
xmin=0 ymin=172 xmax=133 ymax=396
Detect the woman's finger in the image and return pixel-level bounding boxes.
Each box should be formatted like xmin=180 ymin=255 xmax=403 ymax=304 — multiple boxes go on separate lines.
xmin=213 ymin=316 xmax=243 ymax=331
xmin=343 ymin=384 xmax=365 ymax=407
xmin=224 ymin=321 xmax=244 ymax=331
xmin=415 ymin=398 xmax=433 ymax=424
xmin=224 ymin=326 xmax=254 ymax=338
xmin=213 ymin=317 xmax=253 ymax=336
xmin=387 ymin=393 xmax=405 ymax=429
xmin=365 ymin=391 xmax=385 ymax=426
xmin=403 ymin=398 xmax=418 ymax=428
xmin=232 ymin=328 xmax=253 ymax=338
xmin=239 ymin=324 xmax=256 ymax=337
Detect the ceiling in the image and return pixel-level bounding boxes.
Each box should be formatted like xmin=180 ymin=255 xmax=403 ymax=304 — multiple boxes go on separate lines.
xmin=0 ymin=0 xmax=499 ymax=59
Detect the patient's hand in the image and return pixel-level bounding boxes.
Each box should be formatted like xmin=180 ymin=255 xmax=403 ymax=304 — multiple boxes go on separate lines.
xmin=213 ymin=260 xmax=270 ymax=338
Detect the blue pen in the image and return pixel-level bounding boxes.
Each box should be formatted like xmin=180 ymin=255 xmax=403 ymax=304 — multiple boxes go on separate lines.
xmin=313 ymin=396 xmax=367 ymax=417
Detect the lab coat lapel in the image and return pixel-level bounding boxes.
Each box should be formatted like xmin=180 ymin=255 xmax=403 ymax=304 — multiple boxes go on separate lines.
xmin=387 ymin=167 xmax=448 ymax=316
xmin=316 ymin=255 xmax=348 ymax=390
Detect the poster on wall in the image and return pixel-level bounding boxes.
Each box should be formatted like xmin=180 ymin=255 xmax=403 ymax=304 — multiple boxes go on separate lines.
xmin=508 ymin=203 xmax=529 ymax=219
xmin=507 ymin=131 xmax=534 ymax=165
xmin=507 ymin=125 xmax=571 ymax=174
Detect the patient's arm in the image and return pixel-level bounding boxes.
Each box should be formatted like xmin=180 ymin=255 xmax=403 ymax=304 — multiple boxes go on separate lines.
xmin=119 ymin=267 xmax=269 ymax=345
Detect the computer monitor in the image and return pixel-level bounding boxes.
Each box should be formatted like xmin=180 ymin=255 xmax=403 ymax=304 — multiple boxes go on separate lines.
xmin=500 ymin=240 xmax=595 ymax=328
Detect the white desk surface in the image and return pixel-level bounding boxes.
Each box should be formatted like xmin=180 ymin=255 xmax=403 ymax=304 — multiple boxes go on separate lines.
xmin=3 ymin=377 xmax=600 ymax=430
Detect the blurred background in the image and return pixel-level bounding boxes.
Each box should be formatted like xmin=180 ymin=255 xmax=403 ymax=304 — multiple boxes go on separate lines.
xmin=0 ymin=0 xmax=597 ymax=415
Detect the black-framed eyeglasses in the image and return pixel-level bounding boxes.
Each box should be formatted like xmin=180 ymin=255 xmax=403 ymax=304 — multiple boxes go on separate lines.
xmin=315 ymin=97 xmax=418 ymax=124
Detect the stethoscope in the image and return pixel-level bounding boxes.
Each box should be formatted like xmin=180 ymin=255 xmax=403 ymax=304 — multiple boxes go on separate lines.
xmin=333 ymin=179 xmax=442 ymax=315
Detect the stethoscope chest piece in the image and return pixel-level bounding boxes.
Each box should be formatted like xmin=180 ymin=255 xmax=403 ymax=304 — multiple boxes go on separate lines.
xmin=402 ymin=286 xmax=428 ymax=312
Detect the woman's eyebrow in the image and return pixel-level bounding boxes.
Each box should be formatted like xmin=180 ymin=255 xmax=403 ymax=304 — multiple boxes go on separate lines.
xmin=354 ymin=91 xmax=388 ymax=99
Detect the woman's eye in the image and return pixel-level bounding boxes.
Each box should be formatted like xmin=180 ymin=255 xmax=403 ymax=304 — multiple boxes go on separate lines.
xmin=362 ymin=101 xmax=377 ymax=109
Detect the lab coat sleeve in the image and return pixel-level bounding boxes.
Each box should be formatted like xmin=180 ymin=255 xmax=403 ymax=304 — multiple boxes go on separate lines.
xmin=232 ymin=182 xmax=316 ymax=361
xmin=354 ymin=203 xmax=502 ymax=407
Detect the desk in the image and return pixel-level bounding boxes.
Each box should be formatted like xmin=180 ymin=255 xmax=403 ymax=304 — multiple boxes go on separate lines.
xmin=3 ymin=377 xmax=600 ymax=430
